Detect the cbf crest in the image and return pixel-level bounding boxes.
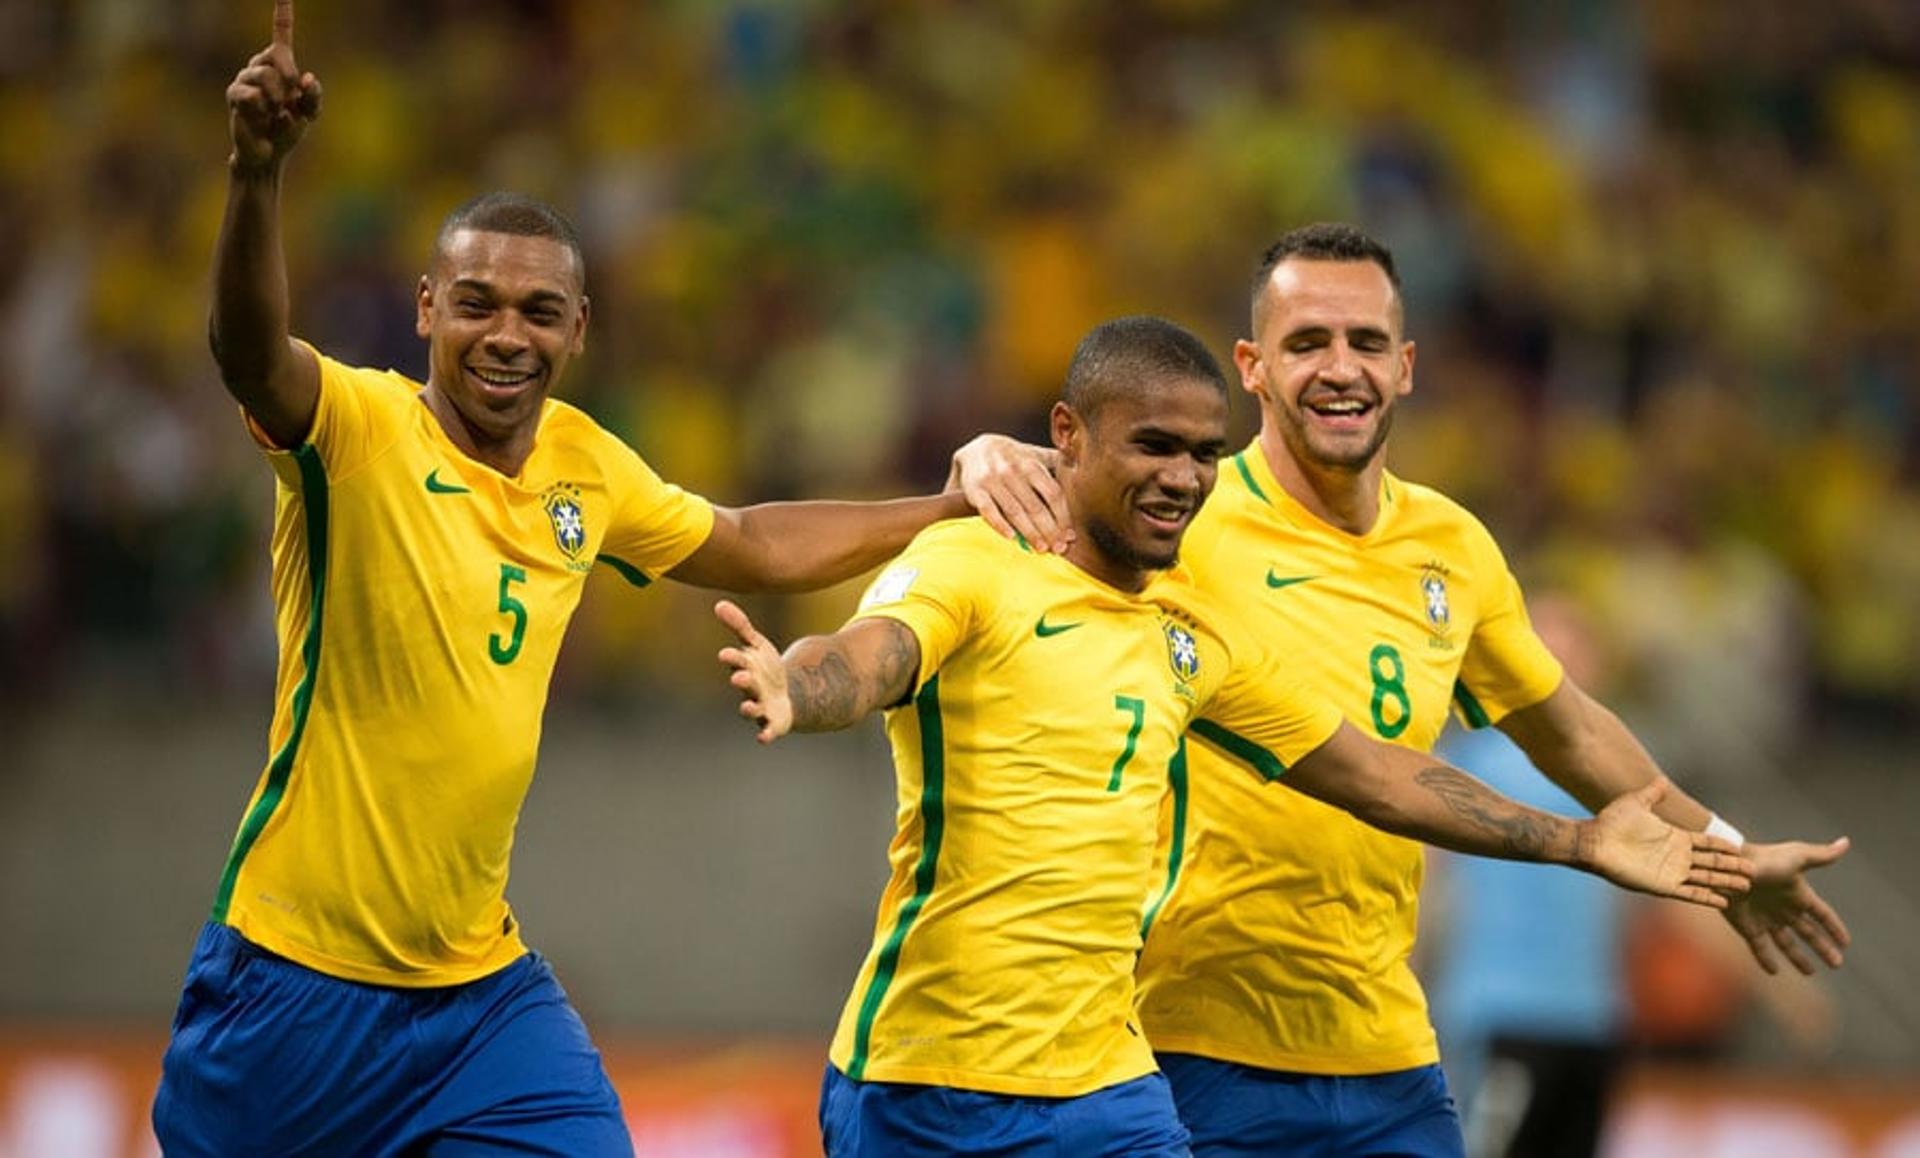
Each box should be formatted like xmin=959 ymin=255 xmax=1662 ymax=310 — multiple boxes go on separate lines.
xmin=1164 ymin=621 xmax=1201 ymax=682
xmin=1418 ymin=560 xmax=1453 ymax=647
xmin=543 ymin=482 xmax=588 ymax=562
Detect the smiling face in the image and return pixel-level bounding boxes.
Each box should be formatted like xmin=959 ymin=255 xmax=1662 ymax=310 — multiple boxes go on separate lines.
xmin=1053 ymin=375 xmax=1229 ymax=591
xmin=415 ymin=228 xmax=588 ymax=470
xmin=1236 ymin=257 xmax=1415 ymax=474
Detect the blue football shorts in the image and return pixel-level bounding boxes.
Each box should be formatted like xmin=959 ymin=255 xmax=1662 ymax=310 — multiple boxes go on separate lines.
xmin=820 ymin=1063 xmax=1192 ymax=1156
xmin=152 ymin=921 xmax=630 ymax=1156
xmin=1158 ymin=1052 xmax=1464 ymax=1158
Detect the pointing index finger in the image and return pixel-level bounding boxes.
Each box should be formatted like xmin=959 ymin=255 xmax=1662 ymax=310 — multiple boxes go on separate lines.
xmin=272 ymin=0 xmax=295 ymax=48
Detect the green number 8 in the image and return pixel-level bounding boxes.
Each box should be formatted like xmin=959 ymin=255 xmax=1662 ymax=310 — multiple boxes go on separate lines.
xmin=1368 ymin=643 xmax=1410 ymax=739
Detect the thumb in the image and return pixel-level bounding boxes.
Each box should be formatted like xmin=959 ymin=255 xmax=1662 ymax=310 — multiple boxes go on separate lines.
xmin=1798 ymin=835 xmax=1852 ymax=868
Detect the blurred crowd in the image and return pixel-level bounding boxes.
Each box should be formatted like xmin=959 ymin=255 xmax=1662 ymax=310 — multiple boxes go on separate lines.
xmin=3 ymin=0 xmax=1919 ymax=773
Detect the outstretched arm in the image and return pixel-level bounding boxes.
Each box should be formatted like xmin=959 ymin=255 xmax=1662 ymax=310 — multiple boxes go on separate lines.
xmin=1278 ymin=721 xmax=1754 ymax=908
xmin=714 ymin=601 xmax=921 ymax=742
xmin=1499 ymin=677 xmax=1852 ymax=973
xmin=668 ymin=495 xmax=972 ymax=593
xmin=214 ymin=0 xmax=324 ymax=448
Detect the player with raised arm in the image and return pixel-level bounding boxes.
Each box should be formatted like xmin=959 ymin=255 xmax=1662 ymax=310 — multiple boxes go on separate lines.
xmin=153 ymin=5 xmax=1029 ymax=1153
xmin=954 ymin=224 xmax=1850 ymax=1157
xmin=716 ymin=316 xmax=1750 ymax=1157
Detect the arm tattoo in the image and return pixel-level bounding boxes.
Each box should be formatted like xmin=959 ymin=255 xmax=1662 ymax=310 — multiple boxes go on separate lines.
xmin=1412 ymin=765 xmax=1558 ymax=861
xmin=870 ymin=621 xmax=920 ymax=710
xmin=789 ymin=649 xmax=862 ymax=730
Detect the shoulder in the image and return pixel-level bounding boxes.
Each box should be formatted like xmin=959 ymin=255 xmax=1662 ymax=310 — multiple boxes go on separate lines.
xmin=1388 ymin=473 xmax=1503 ymax=556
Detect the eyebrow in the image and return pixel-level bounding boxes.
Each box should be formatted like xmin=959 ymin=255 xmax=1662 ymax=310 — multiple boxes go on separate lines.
xmin=448 ymin=279 xmax=572 ymax=307
xmin=1135 ymin=424 xmax=1228 ymax=453
xmin=1283 ymin=323 xmax=1392 ymax=343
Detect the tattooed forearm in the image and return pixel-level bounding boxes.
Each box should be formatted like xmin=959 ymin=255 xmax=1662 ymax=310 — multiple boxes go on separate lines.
xmin=870 ymin=621 xmax=920 ymax=710
xmin=789 ymin=649 xmax=862 ymax=731
xmin=1411 ymin=765 xmax=1567 ymax=862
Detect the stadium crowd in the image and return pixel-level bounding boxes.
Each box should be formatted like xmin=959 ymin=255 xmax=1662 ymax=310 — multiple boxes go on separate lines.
xmin=3 ymin=0 xmax=1918 ymax=781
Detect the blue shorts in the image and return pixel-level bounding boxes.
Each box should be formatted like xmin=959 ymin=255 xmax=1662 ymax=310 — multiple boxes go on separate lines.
xmin=820 ymin=1064 xmax=1191 ymax=1157
xmin=1158 ymin=1053 xmax=1463 ymax=1158
xmin=152 ymin=922 xmax=630 ymax=1156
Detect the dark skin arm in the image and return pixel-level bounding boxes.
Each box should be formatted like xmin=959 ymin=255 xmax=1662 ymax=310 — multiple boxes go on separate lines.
xmin=214 ymin=0 xmax=323 ymax=449
xmin=1275 ymin=721 xmax=1754 ymax=907
xmin=714 ymin=601 xmax=921 ymax=741
xmin=667 ymin=494 xmax=972 ymax=593
xmin=1499 ymin=677 xmax=1852 ymax=973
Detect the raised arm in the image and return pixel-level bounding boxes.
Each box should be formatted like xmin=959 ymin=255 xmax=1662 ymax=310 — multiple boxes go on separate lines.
xmin=714 ymin=600 xmax=921 ymax=742
xmin=1278 ymin=721 xmax=1753 ymax=908
xmin=1499 ymin=677 xmax=1852 ymax=973
xmin=667 ymin=494 xmax=971 ymax=592
xmin=214 ymin=0 xmax=323 ymax=448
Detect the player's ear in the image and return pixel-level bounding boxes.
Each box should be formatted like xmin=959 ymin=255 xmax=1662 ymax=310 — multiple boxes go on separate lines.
xmin=1049 ymin=401 xmax=1081 ymax=465
xmin=1396 ymin=338 xmax=1416 ymax=399
xmin=414 ymin=275 xmax=434 ymax=339
xmin=1233 ymin=338 xmax=1266 ymax=401
xmin=570 ymin=294 xmax=590 ymax=355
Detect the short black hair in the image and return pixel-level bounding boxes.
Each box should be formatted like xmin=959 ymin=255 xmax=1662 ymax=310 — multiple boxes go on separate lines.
xmin=1063 ymin=316 xmax=1227 ymax=419
xmin=1250 ymin=223 xmax=1399 ymax=329
xmin=435 ymin=192 xmax=587 ymax=288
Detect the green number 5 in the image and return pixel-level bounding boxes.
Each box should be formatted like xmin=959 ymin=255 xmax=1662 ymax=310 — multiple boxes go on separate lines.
xmin=1368 ymin=643 xmax=1410 ymax=739
xmin=489 ymin=563 xmax=528 ymax=665
xmin=1109 ymin=695 xmax=1146 ymax=791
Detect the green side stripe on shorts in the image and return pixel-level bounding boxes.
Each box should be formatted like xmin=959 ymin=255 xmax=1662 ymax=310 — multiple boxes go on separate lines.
xmin=1232 ymin=452 xmax=1271 ymax=505
xmin=211 ymin=445 xmax=329 ymax=923
xmin=1453 ymin=680 xmax=1492 ymax=729
xmin=595 ymin=554 xmax=653 ymax=588
xmin=1189 ymin=718 xmax=1288 ymax=782
xmin=1140 ymin=737 xmax=1190 ymax=939
xmin=847 ymin=675 xmax=947 ymax=1081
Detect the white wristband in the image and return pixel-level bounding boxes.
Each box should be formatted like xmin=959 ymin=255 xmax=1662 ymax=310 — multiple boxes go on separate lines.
xmin=1704 ymin=814 xmax=1746 ymax=848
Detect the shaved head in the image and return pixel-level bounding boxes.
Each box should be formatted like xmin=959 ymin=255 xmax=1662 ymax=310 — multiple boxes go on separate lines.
xmin=1063 ymin=316 xmax=1228 ymax=418
xmin=1251 ymin=223 xmax=1401 ymax=336
xmin=435 ymin=192 xmax=586 ymax=292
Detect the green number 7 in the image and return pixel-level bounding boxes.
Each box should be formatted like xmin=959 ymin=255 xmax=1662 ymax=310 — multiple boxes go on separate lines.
xmin=1109 ymin=695 xmax=1146 ymax=791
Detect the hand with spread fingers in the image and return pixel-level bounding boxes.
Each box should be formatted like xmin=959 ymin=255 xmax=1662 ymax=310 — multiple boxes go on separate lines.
xmin=715 ymin=600 xmax=793 ymax=744
xmin=227 ymin=0 xmax=323 ymax=173
xmin=1723 ymin=837 xmax=1852 ymax=974
xmin=1585 ymin=780 xmax=1755 ymax=908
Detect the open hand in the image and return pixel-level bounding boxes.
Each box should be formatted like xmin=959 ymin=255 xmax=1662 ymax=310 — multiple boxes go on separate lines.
xmin=1724 ymin=837 xmax=1852 ymax=974
xmin=1586 ymin=780 xmax=1754 ymax=907
xmin=948 ymin=434 xmax=1072 ymax=553
xmin=715 ymin=599 xmax=792 ymax=744
xmin=227 ymin=0 xmax=323 ymax=173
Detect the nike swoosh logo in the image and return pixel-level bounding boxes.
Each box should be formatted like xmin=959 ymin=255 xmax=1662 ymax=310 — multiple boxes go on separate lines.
xmin=425 ymin=469 xmax=471 ymax=495
xmin=1035 ymin=615 xmax=1083 ymax=638
xmin=1265 ymin=571 xmax=1317 ymax=589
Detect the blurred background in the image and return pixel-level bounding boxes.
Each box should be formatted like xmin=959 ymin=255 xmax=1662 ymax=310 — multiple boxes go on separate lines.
xmin=2 ymin=1 xmax=1918 ymax=1154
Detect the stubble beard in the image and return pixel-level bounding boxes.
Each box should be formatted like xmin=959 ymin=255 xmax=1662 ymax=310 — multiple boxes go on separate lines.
xmin=1086 ymin=514 xmax=1179 ymax=575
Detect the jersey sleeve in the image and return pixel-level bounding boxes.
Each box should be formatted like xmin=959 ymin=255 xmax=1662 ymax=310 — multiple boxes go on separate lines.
xmin=247 ymin=342 xmax=402 ymax=485
xmin=594 ymin=439 xmax=717 ymax=584
xmin=1451 ymin=524 xmax=1565 ymax=728
xmin=1190 ymin=639 xmax=1346 ymax=783
xmin=848 ymin=522 xmax=992 ymax=692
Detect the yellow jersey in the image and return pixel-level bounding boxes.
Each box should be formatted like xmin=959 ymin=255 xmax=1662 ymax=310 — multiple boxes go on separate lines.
xmin=828 ymin=518 xmax=1343 ymax=1097
xmin=214 ymin=347 xmax=714 ymax=987
xmin=1135 ymin=444 xmax=1565 ymax=1074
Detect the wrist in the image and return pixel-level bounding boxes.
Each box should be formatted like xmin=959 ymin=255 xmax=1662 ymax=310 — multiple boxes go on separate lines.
xmin=1568 ymin=818 xmax=1599 ymax=871
xmin=228 ymin=153 xmax=285 ymax=183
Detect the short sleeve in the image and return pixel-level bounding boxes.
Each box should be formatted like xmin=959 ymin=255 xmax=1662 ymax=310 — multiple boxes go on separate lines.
xmin=1190 ymin=639 xmax=1346 ymax=782
xmin=246 ymin=342 xmax=402 ymax=485
xmin=849 ymin=522 xmax=992 ymax=692
xmin=594 ymin=441 xmax=717 ymax=584
xmin=1451 ymin=528 xmax=1564 ymax=728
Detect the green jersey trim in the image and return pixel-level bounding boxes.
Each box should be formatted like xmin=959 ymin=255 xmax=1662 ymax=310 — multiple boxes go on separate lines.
xmin=1140 ymin=737 xmax=1189 ymax=939
xmin=595 ymin=553 xmax=654 ymax=588
xmin=1232 ymin=452 xmax=1271 ymax=506
xmin=1452 ymin=680 xmax=1492 ymax=729
xmin=847 ymin=675 xmax=948 ymax=1080
xmin=212 ymin=445 xmax=329 ymax=923
xmin=1189 ymin=718 xmax=1287 ymax=782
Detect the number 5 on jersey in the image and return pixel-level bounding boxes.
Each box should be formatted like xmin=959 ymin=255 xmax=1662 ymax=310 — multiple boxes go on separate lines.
xmin=490 ymin=563 xmax=528 ymax=665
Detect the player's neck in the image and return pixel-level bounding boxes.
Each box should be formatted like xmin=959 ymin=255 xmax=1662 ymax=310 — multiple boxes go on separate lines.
xmin=1259 ymin=427 xmax=1383 ymax=536
xmin=1062 ymin=535 xmax=1149 ymax=594
xmin=421 ymin=384 xmax=536 ymax=477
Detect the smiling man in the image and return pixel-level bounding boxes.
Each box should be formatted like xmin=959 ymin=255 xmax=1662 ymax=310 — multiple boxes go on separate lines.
xmin=713 ymin=316 xmax=1750 ymax=1158
xmin=151 ymin=4 xmax=1015 ymax=1155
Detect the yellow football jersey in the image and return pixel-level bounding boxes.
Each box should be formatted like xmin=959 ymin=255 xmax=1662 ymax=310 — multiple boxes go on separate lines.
xmin=1135 ymin=443 xmax=1565 ymax=1074
xmin=214 ymin=347 xmax=714 ymax=987
xmin=827 ymin=518 xmax=1343 ymax=1097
